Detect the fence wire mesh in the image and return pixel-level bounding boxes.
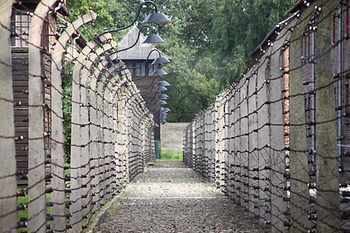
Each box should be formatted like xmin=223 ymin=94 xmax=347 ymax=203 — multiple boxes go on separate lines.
xmin=184 ymin=1 xmax=350 ymax=232
xmin=0 ymin=0 xmax=155 ymax=232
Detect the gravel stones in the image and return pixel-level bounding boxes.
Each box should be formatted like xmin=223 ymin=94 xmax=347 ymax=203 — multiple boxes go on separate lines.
xmin=93 ymin=161 xmax=260 ymax=233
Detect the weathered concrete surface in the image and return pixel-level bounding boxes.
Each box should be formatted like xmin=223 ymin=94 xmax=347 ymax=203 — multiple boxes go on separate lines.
xmin=161 ymin=123 xmax=189 ymax=152
xmin=93 ymin=161 xmax=262 ymax=233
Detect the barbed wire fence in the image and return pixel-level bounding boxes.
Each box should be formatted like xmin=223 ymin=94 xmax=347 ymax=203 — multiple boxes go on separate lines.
xmin=0 ymin=0 xmax=155 ymax=232
xmin=184 ymin=0 xmax=350 ymax=232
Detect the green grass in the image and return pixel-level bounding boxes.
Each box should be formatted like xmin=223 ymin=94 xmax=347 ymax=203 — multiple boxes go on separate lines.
xmin=157 ymin=151 xmax=183 ymax=161
xmin=17 ymin=193 xmax=52 ymax=232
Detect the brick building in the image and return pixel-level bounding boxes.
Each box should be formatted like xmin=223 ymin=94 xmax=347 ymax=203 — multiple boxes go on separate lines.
xmin=118 ymin=26 xmax=170 ymax=155
xmin=10 ymin=0 xmax=86 ymax=180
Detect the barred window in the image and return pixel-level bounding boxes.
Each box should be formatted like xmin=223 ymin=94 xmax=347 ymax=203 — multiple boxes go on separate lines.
xmin=332 ymin=2 xmax=350 ymax=162
xmin=11 ymin=9 xmax=32 ymax=47
xmin=124 ymin=60 xmax=157 ymax=77
xmin=346 ymin=2 xmax=350 ymax=35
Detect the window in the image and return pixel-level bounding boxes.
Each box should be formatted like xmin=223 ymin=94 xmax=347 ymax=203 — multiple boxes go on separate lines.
xmin=332 ymin=11 xmax=338 ymax=44
xmin=280 ymin=45 xmax=290 ymax=149
xmin=11 ymin=9 xmax=32 ymax=47
xmin=124 ymin=60 xmax=156 ymax=77
xmin=332 ymin=2 xmax=350 ymax=163
xmin=346 ymin=2 xmax=350 ymax=35
xmin=301 ymin=15 xmax=318 ymax=173
xmin=301 ymin=29 xmax=313 ymax=66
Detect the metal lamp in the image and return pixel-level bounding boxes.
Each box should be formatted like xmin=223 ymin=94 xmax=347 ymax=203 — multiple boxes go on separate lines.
xmin=158 ymin=100 xmax=167 ymax=105
xmin=95 ymin=1 xmax=171 ymax=44
xmin=161 ymin=107 xmax=171 ymax=113
xmin=143 ymin=34 xmax=165 ymax=43
xmin=151 ymin=67 xmax=168 ymax=76
xmin=156 ymin=86 xmax=167 ymax=91
xmin=158 ymin=80 xmax=170 ymax=87
xmin=143 ymin=12 xmax=171 ymax=24
xmin=106 ymin=26 xmax=164 ymax=57
xmin=151 ymin=56 xmax=171 ymax=65
xmin=158 ymin=94 xmax=168 ymax=100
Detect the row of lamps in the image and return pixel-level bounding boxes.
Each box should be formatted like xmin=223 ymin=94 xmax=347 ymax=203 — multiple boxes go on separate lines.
xmin=94 ymin=1 xmax=172 ymax=124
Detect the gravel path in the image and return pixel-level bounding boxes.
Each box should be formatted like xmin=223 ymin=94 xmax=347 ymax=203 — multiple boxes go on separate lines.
xmin=93 ymin=161 xmax=261 ymax=233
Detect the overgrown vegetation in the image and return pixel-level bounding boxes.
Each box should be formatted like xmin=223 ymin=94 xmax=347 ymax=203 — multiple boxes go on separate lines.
xmin=17 ymin=194 xmax=52 ymax=232
xmin=158 ymin=151 xmax=183 ymax=161
xmin=67 ymin=0 xmax=295 ymax=122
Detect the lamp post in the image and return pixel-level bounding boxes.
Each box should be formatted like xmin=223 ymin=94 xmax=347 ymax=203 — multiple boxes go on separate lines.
xmin=94 ymin=1 xmax=171 ymax=44
xmin=137 ymin=63 xmax=170 ymax=159
xmin=96 ymin=1 xmax=171 ymax=159
xmin=106 ymin=26 xmax=165 ymax=58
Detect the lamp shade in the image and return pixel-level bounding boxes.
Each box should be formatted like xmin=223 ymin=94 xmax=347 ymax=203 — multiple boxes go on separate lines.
xmin=158 ymin=80 xmax=170 ymax=87
xmin=151 ymin=57 xmax=171 ymax=65
xmin=162 ymin=107 xmax=171 ymax=113
xmin=158 ymin=100 xmax=167 ymax=105
xmin=143 ymin=12 xmax=171 ymax=24
xmin=151 ymin=68 xmax=167 ymax=76
xmin=156 ymin=86 xmax=167 ymax=91
xmin=158 ymin=94 xmax=168 ymax=100
xmin=143 ymin=34 xmax=165 ymax=43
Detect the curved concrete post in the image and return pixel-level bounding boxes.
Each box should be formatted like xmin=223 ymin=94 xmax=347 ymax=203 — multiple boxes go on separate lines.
xmin=83 ymin=44 xmax=117 ymax=207
xmin=79 ymin=39 xmax=116 ymax=222
xmin=289 ymin=12 xmax=312 ymax=232
xmin=238 ymin=74 xmax=250 ymax=209
xmin=70 ymin=43 xmax=93 ymax=233
xmin=0 ymin=2 xmax=17 ymax=232
xmin=122 ymin=84 xmax=139 ymax=181
xmin=70 ymin=36 xmax=115 ymax=232
xmin=96 ymin=61 xmax=110 ymax=204
xmin=314 ymin=2 xmax=340 ymax=231
xmin=256 ymin=51 xmax=272 ymax=224
xmin=226 ymin=89 xmax=236 ymax=201
xmin=268 ymin=21 xmax=295 ymax=232
xmin=98 ymin=71 xmax=113 ymax=203
xmin=131 ymin=91 xmax=147 ymax=178
xmin=102 ymin=60 xmax=131 ymax=197
xmin=247 ymin=72 xmax=259 ymax=214
xmin=103 ymin=62 xmax=130 ymax=187
xmin=50 ymin=11 xmax=96 ymax=232
xmin=98 ymin=66 xmax=116 ymax=202
xmin=114 ymin=84 xmax=130 ymax=187
xmin=139 ymin=112 xmax=153 ymax=166
xmin=95 ymin=56 xmax=119 ymax=204
xmin=88 ymin=35 xmax=115 ymax=211
xmin=28 ymin=1 xmax=57 ymax=232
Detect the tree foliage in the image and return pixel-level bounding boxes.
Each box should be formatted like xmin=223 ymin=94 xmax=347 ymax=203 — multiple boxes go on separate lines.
xmin=67 ymin=0 xmax=295 ymax=122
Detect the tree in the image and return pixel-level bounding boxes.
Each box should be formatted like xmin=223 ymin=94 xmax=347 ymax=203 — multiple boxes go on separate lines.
xmin=66 ymin=0 xmax=296 ymax=122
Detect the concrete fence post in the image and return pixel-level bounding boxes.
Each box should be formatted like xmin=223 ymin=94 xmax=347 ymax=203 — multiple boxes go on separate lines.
xmin=28 ymin=1 xmax=56 ymax=232
xmin=248 ymin=72 xmax=259 ymax=215
xmin=0 ymin=2 xmax=17 ymax=232
xmin=289 ymin=20 xmax=311 ymax=233
xmin=51 ymin=11 xmax=97 ymax=231
xmin=315 ymin=3 xmax=341 ymax=231
xmin=240 ymin=77 xmax=250 ymax=209
xmin=256 ymin=56 xmax=271 ymax=224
